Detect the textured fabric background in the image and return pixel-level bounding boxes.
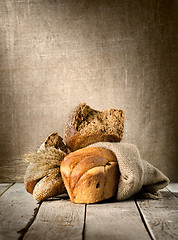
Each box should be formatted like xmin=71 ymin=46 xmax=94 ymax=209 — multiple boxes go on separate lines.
xmin=0 ymin=0 xmax=177 ymax=182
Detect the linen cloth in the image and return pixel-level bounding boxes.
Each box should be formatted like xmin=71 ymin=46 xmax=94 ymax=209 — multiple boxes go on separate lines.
xmin=88 ymin=142 xmax=169 ymax=200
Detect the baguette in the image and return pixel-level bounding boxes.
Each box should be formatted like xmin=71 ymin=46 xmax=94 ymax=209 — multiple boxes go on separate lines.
xmin=24 ymin=134 xmax=67 ymax=201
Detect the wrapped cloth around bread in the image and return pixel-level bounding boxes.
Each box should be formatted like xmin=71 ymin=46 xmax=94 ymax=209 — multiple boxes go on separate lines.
xmin=87 ymin=142 xmax=169 ymax=200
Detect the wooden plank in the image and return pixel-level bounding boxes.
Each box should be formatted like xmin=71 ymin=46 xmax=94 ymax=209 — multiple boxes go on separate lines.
xmin=85 ymin=200 xmax=150 ymax=240
xmin=24 ymin=197 xmax=85 ymax=240
xmin=0 ymin=183 xmax=13 ymax=196
xmin=136 ymin=191 xmax=178 ymax=240
xmin=0 ymin=183 xmax=40 ymax=240
xmin=167 ymin=183 xmax=178 ymax=198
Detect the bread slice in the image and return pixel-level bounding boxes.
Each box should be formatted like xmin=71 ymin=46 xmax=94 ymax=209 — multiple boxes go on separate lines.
xmin=61 ymin=147 xmax=120 ymax=204
xmin=64 ymin=103 xmax=124 ymax=151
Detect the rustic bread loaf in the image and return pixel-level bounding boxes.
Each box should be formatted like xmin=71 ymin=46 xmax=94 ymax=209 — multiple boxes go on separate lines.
xmin=24 ymin=135 xmax=67 ymax=201
xmin=60 ymin=147 xmax=120 ymax=204
xmin=38 ymin=132 xmax=68 ymax=153
xmin=33 ymin=167 xmax=66 ymax=202
xmin=64 ymin=103 xmax=124 ymax=152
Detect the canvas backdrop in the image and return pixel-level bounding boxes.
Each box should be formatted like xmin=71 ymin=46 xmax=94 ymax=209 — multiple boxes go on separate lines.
xmin=0 ymin=0 xmax=177 ymax=182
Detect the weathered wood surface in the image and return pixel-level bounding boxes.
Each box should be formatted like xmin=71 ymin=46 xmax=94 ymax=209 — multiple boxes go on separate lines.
xmin=167 ymin=183 xmax=178 ymax=198
xmin=85 ymin=200 xmax=150 ymax=240
xmin=24 ymin=196 xmax=85 ymax=240
xmin=0 ymin=183 xmax=178 ymax=240
xmin=0 ymin=183 xmax=13 ymax=196
xmin=0 ymin=183 xmax=39 ymax=240
xmin=136 ymin=189 xmax=178 ymax=240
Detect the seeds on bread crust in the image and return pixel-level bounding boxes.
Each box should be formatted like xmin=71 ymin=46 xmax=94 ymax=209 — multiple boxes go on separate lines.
xmin=64 ymin=103 xmax=124 ymax=151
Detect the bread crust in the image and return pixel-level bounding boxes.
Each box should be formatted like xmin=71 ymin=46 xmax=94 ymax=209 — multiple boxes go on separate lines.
xmin=64 ymin=103 xmax=124 ymax=151
xmin=24 ymin=143 xmax=67 ymax=201
xmin=38 ymin=132 xmax=68 ymax=153
xmin=61 ymin=147 xmax=120 ymax=204
xmin=33 ymin=168 xmax=66 ymax=201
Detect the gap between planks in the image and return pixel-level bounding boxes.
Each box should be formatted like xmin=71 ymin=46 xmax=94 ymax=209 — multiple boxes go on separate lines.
xmin=84 ymin=200 xmax=151 ymax=240
xmin=135 ymin=188 xmax=178 ymax=240
xmin=0 ymin=183 xmax=178 ymax=240
xmin=23 ymin=197 xmax=86 ymax=240
xmin=0 ymin=183 xmax=14 ymax=196
xmin=82 ymin=204 xmax=87 ymax=240
xmin=0 ymin=183 xmax=40 ymax=240
xmin=24 ymin=199 xmax=151 ymax=240
xmin=135 ymin=200 xmax=156 ymax=240
xmin=18 ymin=202 xmax=42 ymax=240
xmin=166 ymin=183 xmax=178 ymax=198
xmin=20 ymin=183 xmax=178 ymax=240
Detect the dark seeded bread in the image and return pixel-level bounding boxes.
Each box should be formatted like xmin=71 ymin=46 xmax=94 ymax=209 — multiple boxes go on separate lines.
xmin=38 ymin=132 xmax=68 ymax=153
xmin=64 ymin=103 xmax=124 ymax=152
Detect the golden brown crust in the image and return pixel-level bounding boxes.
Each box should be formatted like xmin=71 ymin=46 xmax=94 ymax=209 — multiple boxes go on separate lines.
xmin=33 ymin=168 xmax=66 ymax=201
xmin=24 ymin=147 xmax=67 ymax=201
xmin=24 ymin=178 xmax=39 ymax=194
xmin=64 ymin=103 xmax=124 ymax=152
xmin=61 ymin=147 xmax=120 ymax=204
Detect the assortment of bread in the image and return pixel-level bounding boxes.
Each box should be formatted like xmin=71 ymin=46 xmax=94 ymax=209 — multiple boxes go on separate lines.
xmin=24 ymin=103 xmax=169 ymax=203
xmin=24 ymin=103 xmax=124 ymax=203
xmin=24 ymin=133 xmax=67 ymax=201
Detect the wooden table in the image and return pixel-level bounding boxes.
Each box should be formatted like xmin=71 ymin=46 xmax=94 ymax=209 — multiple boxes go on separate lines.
xmin=0 ymin=183 xmax=177 ymax=240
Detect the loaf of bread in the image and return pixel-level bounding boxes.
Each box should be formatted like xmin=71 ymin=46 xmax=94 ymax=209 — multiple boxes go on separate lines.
xmin=38 ymin=132 xmax=68 ymax=153
xmin=64 ymin=103 xmax=124 ymax=152
xmin=61 ymin=147 xmax=120 ymax=204
xmin=24 ymin=133 xmax=67 ymax=201
xmin=33 ymin=167 xmax=66 ymax=202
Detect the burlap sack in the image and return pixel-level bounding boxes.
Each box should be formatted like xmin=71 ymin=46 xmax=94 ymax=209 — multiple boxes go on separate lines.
xmin=88 ymin=142 xmax=169 ymax=200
